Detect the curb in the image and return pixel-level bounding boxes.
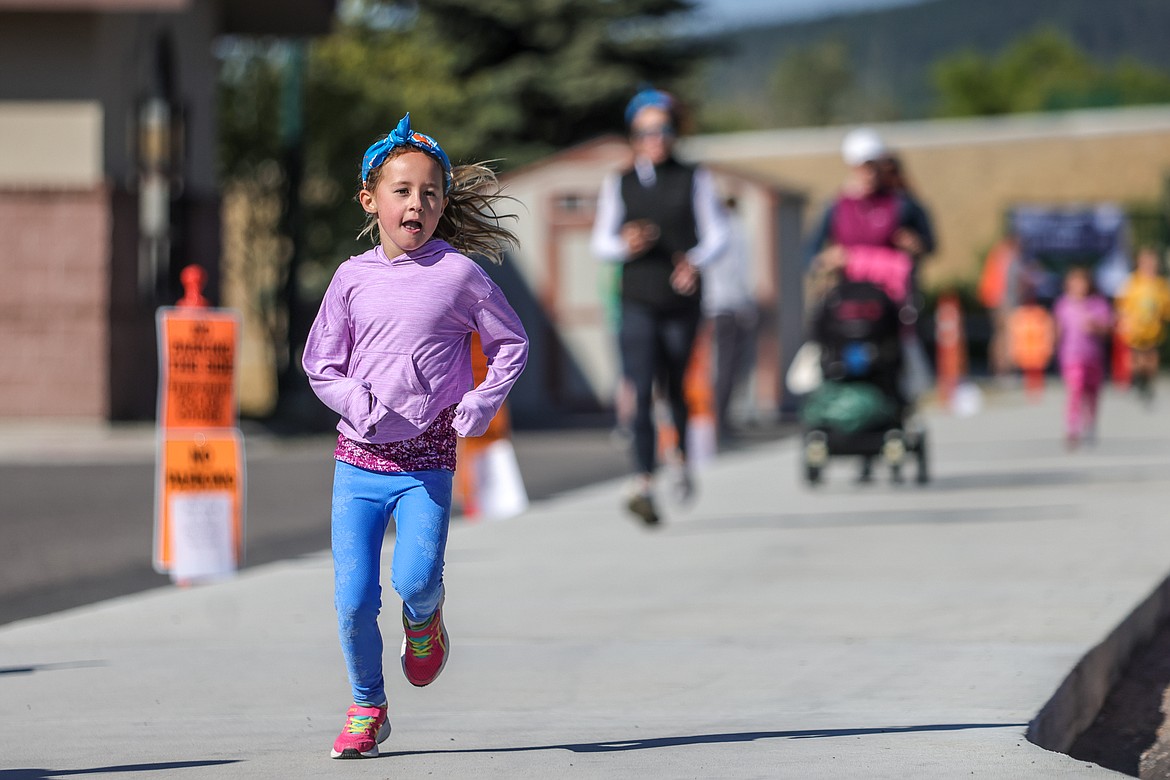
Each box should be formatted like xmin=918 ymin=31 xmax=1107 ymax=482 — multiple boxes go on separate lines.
xmin=1028 ymin=570 xmax=1170 ymax=754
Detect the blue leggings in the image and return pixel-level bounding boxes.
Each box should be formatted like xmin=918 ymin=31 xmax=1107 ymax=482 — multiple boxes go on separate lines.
xmin=331 ymin=461 xmax=453 ymax=706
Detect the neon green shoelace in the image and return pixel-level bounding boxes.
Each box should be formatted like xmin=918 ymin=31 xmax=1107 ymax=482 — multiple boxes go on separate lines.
xmin=406 ymin=627 xmax=435 ymax=658
xmin=345 ymin=714 xmax=378 ymax=735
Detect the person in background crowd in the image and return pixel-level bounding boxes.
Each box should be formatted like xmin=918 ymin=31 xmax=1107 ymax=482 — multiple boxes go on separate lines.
xmin=1115 ymin=246 xmax=1170 ymax=404
xmin=805 ymin=128 xmax=935 ymax=480
xmin=702 ymin=195 xmax=757 ymax=444
xmin=590 ymin=87 xmax=730 ymax=526
xmin=978 ymin=233 xmax=1023 ymax=383
xmin=805 ymin=128 xmax=935 ymax=276
xmin=1053 ymin=266 xmax=1113 ymax=449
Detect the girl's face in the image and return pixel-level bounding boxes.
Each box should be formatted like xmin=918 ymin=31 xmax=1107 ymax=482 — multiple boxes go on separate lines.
xmin=1065 ymin=270 xmax=1090 ymax=298
xmin=360 ymin=150 xmax=447 ymax=256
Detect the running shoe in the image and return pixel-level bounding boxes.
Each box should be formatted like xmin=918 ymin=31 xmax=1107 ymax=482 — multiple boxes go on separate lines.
xmin=401 ymin=603 xmax=449 ymax=687
xmin=330 ymin=703 xmax=390 ymax=759
xmin=626 ymin=492 xmax=660 ymax=526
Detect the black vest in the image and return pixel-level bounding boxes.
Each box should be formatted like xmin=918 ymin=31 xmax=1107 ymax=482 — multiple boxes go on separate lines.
xmin=619 ymin=159 xmax=700 ymax=313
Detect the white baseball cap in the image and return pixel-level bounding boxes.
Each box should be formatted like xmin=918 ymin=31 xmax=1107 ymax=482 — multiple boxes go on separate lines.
xmin=841 ymin=128 xmax=888 ymax=166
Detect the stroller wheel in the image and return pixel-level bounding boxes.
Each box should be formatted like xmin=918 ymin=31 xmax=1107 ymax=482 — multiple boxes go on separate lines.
xmin=804 ymin=431 xmax=828 ymax=485
xmin=881 ymin=431 xmax=906 ymax=466
xmin=804 ymin=431 xmax=829 ymax=466
xmin=915 ymin=432 xmax=930 ymax=484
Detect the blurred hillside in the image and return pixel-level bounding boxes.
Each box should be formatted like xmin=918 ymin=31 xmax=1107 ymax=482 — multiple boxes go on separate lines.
xmin=701 ymin=0 xmax=1170 ymax=126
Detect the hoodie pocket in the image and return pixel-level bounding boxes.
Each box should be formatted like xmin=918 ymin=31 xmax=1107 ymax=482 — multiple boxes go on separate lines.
xmin=350 ymin=350 xmax=429 ymax=425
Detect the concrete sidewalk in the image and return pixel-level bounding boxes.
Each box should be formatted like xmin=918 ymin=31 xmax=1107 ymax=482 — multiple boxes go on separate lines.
xmin=4 ymin=383 xmax=1170 ymax=778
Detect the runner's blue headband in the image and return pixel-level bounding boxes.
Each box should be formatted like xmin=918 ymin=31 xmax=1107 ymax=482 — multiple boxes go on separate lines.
xmin=361 ymin=113 xmax=452 ymax=190
xmin=624 ymin=87 xmax=675 ymax=125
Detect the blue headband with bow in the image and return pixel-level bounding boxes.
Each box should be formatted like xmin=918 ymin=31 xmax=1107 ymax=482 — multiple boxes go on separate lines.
xmin=361 ymin=113 xmax=452 ymax=189
xmin=624 ymin=87 xmax=675 ymax=125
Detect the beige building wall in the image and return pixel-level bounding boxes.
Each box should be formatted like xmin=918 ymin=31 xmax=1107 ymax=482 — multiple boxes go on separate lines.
xmin=0 ymin=102 xmax=103 ymax=187
xmin=685 ymin=106 xmax=1170 ymax=292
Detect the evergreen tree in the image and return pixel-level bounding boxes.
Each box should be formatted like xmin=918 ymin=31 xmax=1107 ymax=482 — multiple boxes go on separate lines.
xmin=933 ymin=28 xmax=1170 ymax=117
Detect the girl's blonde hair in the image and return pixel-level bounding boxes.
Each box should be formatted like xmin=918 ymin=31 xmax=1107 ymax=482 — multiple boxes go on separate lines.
xmin=358 ymin=146 xmax=519 ymax=265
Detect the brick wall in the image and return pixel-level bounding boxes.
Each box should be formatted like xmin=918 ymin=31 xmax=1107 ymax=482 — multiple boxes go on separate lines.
xmin=0 ymin=188 xmax=110 ymax=417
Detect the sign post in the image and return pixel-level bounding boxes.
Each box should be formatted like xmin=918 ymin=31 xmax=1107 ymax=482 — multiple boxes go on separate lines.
xmin=153 ymin=265 xmax=245 ymax=582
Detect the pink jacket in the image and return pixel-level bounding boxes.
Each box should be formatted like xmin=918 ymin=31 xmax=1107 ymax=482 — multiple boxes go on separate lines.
xmin=302 ymin=239 xmax=528 ymax=443
xmin=1053 ymin=293 xmax=1112 ymax=370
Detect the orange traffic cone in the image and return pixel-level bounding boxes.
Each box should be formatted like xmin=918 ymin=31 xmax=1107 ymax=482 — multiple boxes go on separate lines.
xmin=934 ymin=293 xmax=967 ymax=407
xmin=455 ymin=333 xmax=528 ymax=520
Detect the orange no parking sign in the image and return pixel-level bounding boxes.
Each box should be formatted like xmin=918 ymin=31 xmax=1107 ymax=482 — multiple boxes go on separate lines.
xmin=153 ymin=431 xmax=246 ymax=577
xmin=154 ymin=305 xmax=245 ymax=580
xmin=157 ymin=308 xmax=240 ymax=429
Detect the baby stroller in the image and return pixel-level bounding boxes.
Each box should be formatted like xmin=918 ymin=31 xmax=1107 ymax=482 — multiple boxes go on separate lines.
xmin=798 ymin=276 xmax=929 ymax=485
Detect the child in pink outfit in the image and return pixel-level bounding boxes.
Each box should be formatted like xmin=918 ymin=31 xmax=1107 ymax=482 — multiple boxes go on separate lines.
xmin=1052 ymin=267 xmax=1113 ymax=448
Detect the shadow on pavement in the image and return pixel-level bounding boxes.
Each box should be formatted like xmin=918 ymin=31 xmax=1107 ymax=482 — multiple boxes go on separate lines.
xmin=676 ymin=504 xmax=1080 ymax=533
xmin=385 ymin=722 xmax=1026 ymax=756
xmin=929 ymin=464 xmax=1169 ymax=492
xmin=0 ymin=762 xmax=241 ymax=779
xmin=0 ymin=660 xmax=106 ymax=676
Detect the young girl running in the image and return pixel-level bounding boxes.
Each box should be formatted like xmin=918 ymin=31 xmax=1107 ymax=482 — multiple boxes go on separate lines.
xmin=302 ymin=113 xmax=528 ymax=759
xmin=1053 ymin=266 xmax=1112 ymax=449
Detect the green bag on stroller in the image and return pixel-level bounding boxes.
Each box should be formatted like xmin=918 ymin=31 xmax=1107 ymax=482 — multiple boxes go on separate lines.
xmin=800 ymin=381 xmax=900 ymax=435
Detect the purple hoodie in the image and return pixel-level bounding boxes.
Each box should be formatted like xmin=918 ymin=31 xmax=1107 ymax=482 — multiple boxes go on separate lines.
xmin=302 ymin=239 xmax=528 ymax=444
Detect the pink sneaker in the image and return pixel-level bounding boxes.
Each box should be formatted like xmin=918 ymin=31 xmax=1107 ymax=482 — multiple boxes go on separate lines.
xmin=330 ymin=704 xmax=390 ymax=759
xmin=401 ymin=604 xmax=449 ymax=687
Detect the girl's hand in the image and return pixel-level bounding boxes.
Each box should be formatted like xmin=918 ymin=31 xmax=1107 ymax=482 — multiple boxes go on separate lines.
xmin=670 ymin=256 xmax=700 ymax=296
xmin=365 ymin=390 xmax=388 ymax=437
xmin=621 ymin=220 xmax=660 ymax=257
xmin=454 ymin=396 xmax=495 ymax=438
